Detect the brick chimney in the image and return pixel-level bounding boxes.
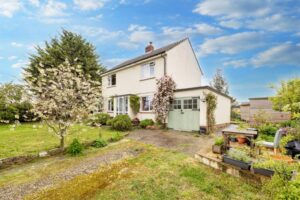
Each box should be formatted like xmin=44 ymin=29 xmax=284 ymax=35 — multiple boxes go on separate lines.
xmin=145 ymin=42 xmax=154 ymax=53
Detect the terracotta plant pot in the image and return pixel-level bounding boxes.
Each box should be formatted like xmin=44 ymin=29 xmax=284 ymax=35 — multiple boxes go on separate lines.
xmin=237 ymin=137 xmax=247 ymax=144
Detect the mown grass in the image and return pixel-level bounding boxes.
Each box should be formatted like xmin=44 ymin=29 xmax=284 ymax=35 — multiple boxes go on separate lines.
xmin=25 ymin=141 xmax=265 ymax=200
xmin=0 ymin=122 xmax=124 ymax=158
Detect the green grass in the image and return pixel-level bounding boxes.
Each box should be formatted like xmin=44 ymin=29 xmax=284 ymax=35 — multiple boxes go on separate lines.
xmin=0 ymin=122 xmax=124 ymax=158
xmin=23 ymin=141 xmax=264 ymax=200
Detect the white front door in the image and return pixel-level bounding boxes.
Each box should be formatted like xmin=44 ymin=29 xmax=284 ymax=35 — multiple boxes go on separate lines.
xmin=116 ymin=96 xmax=128 ymax=115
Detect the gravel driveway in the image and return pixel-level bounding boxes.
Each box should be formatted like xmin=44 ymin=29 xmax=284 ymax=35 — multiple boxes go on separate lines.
xmin=127 ymin=129 xmax=214 ymax=156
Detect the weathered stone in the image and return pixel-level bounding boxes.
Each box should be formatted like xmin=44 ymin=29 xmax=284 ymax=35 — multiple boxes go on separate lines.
xmin=39 ymin=151 xmax=48 ymax=157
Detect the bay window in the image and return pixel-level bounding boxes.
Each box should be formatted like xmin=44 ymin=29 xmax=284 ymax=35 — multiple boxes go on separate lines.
xmin=108 ymin=99 xmax=114 ymax=112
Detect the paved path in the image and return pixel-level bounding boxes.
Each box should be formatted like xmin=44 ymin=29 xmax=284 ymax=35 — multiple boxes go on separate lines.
xmin=0 ymin=142 xmax=143 ymax=200
xmin=127 ymin=129 xmax=214 ymax=156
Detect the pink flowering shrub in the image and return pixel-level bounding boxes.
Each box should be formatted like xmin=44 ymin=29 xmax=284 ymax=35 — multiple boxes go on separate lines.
xmin=152 ymin=75 xmax=176 ymax=125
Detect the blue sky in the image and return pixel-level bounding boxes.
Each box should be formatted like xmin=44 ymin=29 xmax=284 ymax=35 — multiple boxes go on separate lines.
xmin=0 ymin=0 xmax=299 ymax=102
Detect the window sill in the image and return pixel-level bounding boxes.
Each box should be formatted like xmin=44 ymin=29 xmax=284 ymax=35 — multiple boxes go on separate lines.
xmin=107 ymin=85 xmax=116 ymax=88
xmin=139 ymin=111 xmax=155 ymax=114
xmin=108 ymin=111 xmax=114 ymax=113
xmin=140 ymin=77 xmax=155 ymax=81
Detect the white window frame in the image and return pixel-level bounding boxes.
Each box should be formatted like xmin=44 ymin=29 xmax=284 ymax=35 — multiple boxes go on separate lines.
xmin=108 ymin=74 xmax=116 ymax=87
xmin=141 ymin=62 xmax=155 ymax=80
xmin=116 ymin=96 xmax=128 ymax=115
xmin=141 ymin=96 xmax=153 ymax=112
xmin=108 ymin=99 xmax=114 ymax=112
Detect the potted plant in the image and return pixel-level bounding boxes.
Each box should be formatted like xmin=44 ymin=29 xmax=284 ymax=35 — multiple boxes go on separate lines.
xmin=212 ymin=137 xmax=225 ymax=154
xmin=252 ymin=160 xmax=275 ymax=177
xmin=237 ymin=136 xmax=247 ymax=144
xmin=223 ymin=148 xmax=252 ymax=170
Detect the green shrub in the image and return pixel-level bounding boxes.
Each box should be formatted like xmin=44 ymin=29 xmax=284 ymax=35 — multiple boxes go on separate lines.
xmin=110 ymin=115 xmax=132 ymax=131
xmin=258 ymin=124 xmax=278 ymax=136
xmin=106 ymin=119 xmax=113 ymax=126
xmin=214 ymin=137 xmax=224 ymax=146
xmin=109 ymin=132 xmax=123 ymax=142
xmin=92 ymin=139 xmax=107 ymax=148
xmin=67 ymin=138 xmax=84 ymax=156
xmin=91 ymin=113 xmax=111 ymax=125
xmin=139 ymin=119 xmax=154 ymax=128
xmin=280 ymin=120 xmax=299 ymax=128
xmin=227 ymin=148 xmax=251 ymax=163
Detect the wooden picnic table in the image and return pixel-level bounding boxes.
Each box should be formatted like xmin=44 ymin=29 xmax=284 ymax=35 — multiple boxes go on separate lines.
xmin=222 ymin=128 xmax=258 ymax=149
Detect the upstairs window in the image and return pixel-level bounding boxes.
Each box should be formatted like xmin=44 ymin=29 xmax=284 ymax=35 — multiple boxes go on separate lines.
xmin=141 ymin=62 xmax=155 ymax=80
xmin=108 ymin=74 xmax=116 ymax=87
xmin=141 ymin=96 xmax=153 ymax=111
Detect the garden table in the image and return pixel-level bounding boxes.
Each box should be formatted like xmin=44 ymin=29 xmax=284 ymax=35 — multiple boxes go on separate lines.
xmin=222 ymin=128 xmax=258 ymax=150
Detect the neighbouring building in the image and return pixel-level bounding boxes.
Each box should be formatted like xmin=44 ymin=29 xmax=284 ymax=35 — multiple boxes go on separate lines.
xmin=240 ymin=97 xmax=291 ymax=123
xmin=101 ymin=38 xmax=232 ymax=132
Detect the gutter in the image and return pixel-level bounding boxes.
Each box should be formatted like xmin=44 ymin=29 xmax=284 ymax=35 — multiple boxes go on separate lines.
xmin=161 ymin=53 xmax=167 ymax=75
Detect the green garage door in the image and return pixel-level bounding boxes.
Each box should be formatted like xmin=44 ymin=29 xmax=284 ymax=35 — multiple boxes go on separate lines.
xmin=168 ymin=97 xmax=200 ymax=132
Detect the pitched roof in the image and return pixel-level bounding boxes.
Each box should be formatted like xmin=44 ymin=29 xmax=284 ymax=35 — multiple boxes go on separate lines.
xmin=102 ymin=38 xmax=188 ymax=75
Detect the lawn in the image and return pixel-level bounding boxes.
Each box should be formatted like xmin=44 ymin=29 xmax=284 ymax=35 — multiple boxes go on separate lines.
xmin=0 ymin=123 xmax=123 ymax=158
xmin=14 ymin=141 xmax=265 ymax=200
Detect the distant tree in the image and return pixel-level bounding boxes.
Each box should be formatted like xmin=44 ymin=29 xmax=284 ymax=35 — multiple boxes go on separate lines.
xmin=0 ymin=83 xmax=34 ymax=123
xmin=152 ymin=75 xmax=176 ymax=126
xmin=25 ymin=30 xmax=105 ymax=85
xmin=270 ymin=78 xmax=300 ymax=118
xmin=24 ymin=60 xmax=102 ymax=149
xmin=210 ymin=68 xmax=229 ymax=95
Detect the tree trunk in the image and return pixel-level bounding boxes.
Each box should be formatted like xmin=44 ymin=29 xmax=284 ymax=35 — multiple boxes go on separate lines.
xmin=60 ymin=134 xmax=65 ymax=150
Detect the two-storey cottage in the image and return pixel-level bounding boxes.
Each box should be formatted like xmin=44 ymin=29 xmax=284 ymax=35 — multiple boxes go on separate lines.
xmin=101 ymin=38 xmax=231 ymax=132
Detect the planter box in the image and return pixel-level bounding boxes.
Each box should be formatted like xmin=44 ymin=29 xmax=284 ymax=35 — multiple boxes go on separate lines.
xmin=212 ymin=145 xmax=224 ymax=154
xmin=253 ymin=168 xmax=275 ymax=177
xmin=223 ymin=155 xmax=251 ymax=170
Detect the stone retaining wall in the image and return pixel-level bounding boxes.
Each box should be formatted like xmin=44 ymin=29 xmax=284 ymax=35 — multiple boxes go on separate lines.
xmin=195 ymin=153 xmax=269 ymax=183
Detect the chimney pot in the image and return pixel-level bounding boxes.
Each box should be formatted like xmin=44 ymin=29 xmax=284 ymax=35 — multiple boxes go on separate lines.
xmin=145 ymin=42 xmax=154 ymax=53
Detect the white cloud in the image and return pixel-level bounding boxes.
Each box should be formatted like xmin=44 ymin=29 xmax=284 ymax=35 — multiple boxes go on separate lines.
xmin=128 ymin=24 xmax=147 ymax=32
xmin=103 ymin=58 xmax=127 ymax=68
xmin=28 ymin=0 xmax=40 ymax=7
xmin=11 ymin=59 xmax=28 ymax=69
xmin=11 ymin=42 xmax=23 ymax=47
xmin=194 ymin=23 xmax=222 ymax=35
xmin=42 ymin=0 xmax=67 ymax=17
xmin=0 ymin=0 xmax=22 ymax=17
xmin=129 ymin=30 xmax=154 ymax=43
xmin=72 ymin=25 xmax=122 ymax=41
xmin=224 ymin=59 xmax=248 ymax=68
xmin=89 ymin=14 xmax=103 ymax=20
xmin=199 ymin=32 xmax=265 ymax=56
xmin=8 ymin=56 xmax=18 ymax=60
xmin=247 ymin=14 xmax=300 ymax=32
xmin=252 ymin=43 xmax=300 ymax=67
xmin=74 ymin=0 xmax=107 ymax=11
xmin=117 ymin=41 xmax=139 ymax=50
xmin=219 ymin=20 xmax=242 ymax=29
xmin=193 ymin=0 xmax=270 ymax=19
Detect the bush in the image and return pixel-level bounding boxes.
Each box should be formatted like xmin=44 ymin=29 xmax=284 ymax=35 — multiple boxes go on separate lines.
xmin=91 ymin=113 xmax=111 ymax=125
xmin=131 ymin=117 xmax=140 ymax=126
xmin=214 ymin=137 xmax=224 ymax=146
xmin=110 ymin=115 xmax=132 ymax=131
xmin=227 ymin=148 xmax=251 ymax=163
xmin=139 ymin=119 xmax=154 ymax=128
xmin=67 ymin=139 xmax=84 ymax=156
xmin=92 ymin=139 xmax=107 ymax=148
xmin=258 ymin=124 xmax=278 ymax=136
xmin=109 ymin=132 xmax=123 ymax=142
xmin=106 ymin=118 xmax=113 ymax=126
xmin=280 ymin=120 xmax=299 ymax=128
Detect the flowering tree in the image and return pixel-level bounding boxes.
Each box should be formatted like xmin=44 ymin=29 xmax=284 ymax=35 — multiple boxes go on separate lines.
xmin=152 ymin=75 xmax=176 ymax=126
xmin=24 ymin=59 xmax=102 ymax=149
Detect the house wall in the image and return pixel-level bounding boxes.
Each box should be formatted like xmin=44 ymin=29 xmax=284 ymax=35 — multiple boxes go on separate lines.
xmin=166 ymin=40 xmax=202 ymax=89
xmin=240 ymin=104 xmax=250 ymax=121
xmin=101 ymin=56 xmax=165 ymax=118
xmin=249 ymin=99 xmax=291 ymax=123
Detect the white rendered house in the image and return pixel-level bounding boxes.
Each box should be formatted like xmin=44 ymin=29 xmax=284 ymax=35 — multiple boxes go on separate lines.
xmin=101 ymin=38 xmax=231 ymax=132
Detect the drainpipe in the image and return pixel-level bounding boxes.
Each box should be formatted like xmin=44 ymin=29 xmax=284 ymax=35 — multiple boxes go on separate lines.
xmin=161 ymin=53 xmax=167 ymax=75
